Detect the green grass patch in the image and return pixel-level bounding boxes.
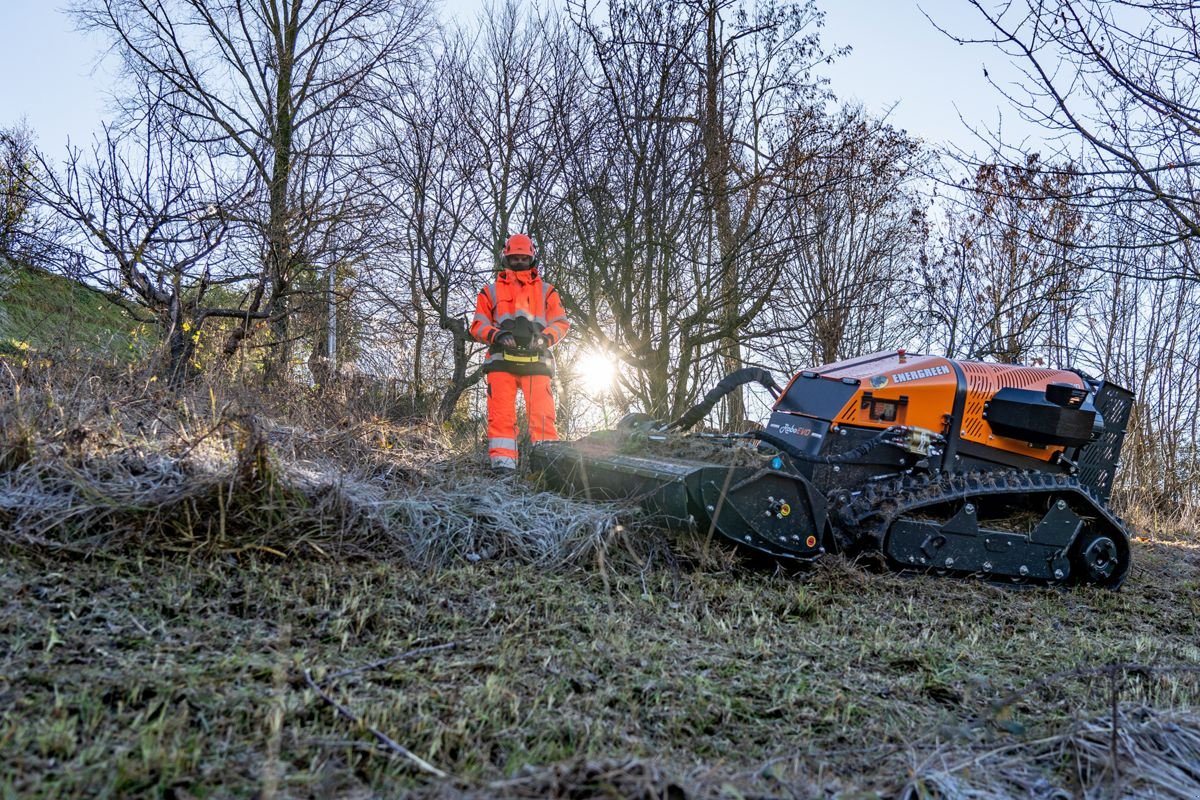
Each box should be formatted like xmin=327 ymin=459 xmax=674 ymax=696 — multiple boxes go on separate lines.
xmin=0 ymin=260 xmax=154 ymax=359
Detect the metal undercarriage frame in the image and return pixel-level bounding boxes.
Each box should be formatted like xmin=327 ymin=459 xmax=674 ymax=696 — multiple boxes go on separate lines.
xmin=529 ymin=437 xmax=1132 ymax=588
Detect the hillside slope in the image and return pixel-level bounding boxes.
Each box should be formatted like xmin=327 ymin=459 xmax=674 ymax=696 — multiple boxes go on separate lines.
xmin=0 ymin=258 xmax=151 ymax=357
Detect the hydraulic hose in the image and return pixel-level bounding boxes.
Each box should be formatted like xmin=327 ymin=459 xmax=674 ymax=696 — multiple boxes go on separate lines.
xmin=669 ymin=367 xmax=781 ymax=431
xmin=751 ymin=426 xmax=911 ymax=465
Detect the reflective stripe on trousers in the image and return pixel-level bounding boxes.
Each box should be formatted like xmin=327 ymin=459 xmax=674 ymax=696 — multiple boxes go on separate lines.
xmin=486 ymin=371 xmax=558 ymax=463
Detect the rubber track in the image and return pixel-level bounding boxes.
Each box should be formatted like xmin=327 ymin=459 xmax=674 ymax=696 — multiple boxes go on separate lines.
xmin=830 ymin=468 xmax=1134 ymax=557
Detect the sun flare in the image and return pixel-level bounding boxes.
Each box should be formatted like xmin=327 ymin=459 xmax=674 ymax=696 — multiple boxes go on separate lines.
xmin=576 ymin=349 xmax=618 ymax=396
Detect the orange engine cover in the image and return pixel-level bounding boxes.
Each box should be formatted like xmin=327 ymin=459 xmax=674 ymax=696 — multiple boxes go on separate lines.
xmin=775 ymin=350 xmax=1088 ymax=463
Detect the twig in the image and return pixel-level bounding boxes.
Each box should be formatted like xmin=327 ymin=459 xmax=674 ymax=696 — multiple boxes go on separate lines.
xmin=321 ymin=641 xmax=457 ymax=684
xmin=991 ymin=661 xmax=1200 ymax=715
xmin=1111 ymin=666 xmax=1122 ymax=793
xmin=305 ymin=738 xmax=379 ymax=752
xmin=174 ymin=403 xmax=232 ymax=461
xmin=303 ymin=667 xmax=448 ymax=779
xmin=12 ymin=531 xmax=106 ymax=559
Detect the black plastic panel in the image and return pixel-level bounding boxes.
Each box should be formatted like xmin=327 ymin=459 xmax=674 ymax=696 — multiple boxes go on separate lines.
xmin=1076 ymin=381 xmax=1134 ymax=502
xmin=762 ymin=412 xmax=831 ymax=457
xmin=984 ymin=387 xmax=1097 ymax=446
xmin=775 ymin=374 xmax=858 ymax=419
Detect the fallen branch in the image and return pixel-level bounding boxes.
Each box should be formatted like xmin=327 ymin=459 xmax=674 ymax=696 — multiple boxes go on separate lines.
xmin=303 ymin=667 xmax=449 ymax=779
xmin=321 ymin=641 xmax=458 ymax=685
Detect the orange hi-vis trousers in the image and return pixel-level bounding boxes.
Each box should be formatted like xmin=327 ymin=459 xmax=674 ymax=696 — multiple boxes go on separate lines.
xmin=487 ymin=372 xmax=557 ymax=468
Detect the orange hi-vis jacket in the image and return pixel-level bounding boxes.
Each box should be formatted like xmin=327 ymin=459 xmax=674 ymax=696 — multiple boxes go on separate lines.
xmin=470 ymin=267 xmax=569 ymax=375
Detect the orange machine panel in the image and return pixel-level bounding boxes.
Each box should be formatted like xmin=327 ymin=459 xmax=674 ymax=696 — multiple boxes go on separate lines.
xmin=955 ymin=361 xmax=1086 ymax=459
xmin=782 ymin=350 xmax=1088 ymax=463
xmin=822 ymin=351 xmax=959 ymax=434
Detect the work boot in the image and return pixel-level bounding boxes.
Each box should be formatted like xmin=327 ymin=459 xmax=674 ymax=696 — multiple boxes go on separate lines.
xmin=489 ymin=456 xmax=517 ymax=477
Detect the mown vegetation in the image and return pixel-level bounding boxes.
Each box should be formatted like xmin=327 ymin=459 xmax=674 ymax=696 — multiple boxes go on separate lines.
xmin=2 ymin=342 xmax=1199 ymax=799
xmin=5 ymin=537 xmax=1199 ymax=799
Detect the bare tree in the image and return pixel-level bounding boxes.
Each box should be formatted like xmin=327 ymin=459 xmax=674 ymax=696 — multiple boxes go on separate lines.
xmin=0 ymin=122 xmax=72 ymax=266
xmin=73 ymin=0 xmax=433 ymax=379
xmin=454 ymin=2 xmax=564 ymax=248
xmin=30 ymin=108 xmax=255 ymax=381
xmin=917 ymin=156 xmax=1093 ymax=365
xmin=1074 ymin=225 xmax=1200 ymax=518
xmin=0 ymin=123 xmax=36 ymax=261
xmin=365 ymin=31 xmax=481 ymax=419
xmin=916 ymin=231 xmax=973 ymax=361
xmin=547 ymin=0 xmax=711 ymax=418
xmin=927 ymin=1 xmax=1200 ymax=527
xmin=546 ymin=0 xmax=840 ymax=421
xmin=359 ymin=5 xmax=571 ymax=420
xmin=942 ymin=1 xmax=1200 ymax=270
xmin=969 ymin=157 xmax=1090 ymax=363
xmin=690 ymin=0 xmax=838 ymax=421
xmin=764 ymin=106 xmax=926 ymax=368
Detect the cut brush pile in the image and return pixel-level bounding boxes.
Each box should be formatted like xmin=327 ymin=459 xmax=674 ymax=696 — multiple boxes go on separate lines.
xmin=0 ymin=364 xmax=640 ymax=569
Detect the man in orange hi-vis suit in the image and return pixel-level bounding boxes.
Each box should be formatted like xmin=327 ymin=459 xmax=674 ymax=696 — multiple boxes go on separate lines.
xmin=470 ymin=233 xmax=570 ymax=471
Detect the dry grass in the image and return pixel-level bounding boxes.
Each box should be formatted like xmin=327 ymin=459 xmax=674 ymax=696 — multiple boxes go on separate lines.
xmin=903 ymin=704 xmax=1200 ymax=799
xmin=3 ymin=356 xmax=1200 ymax=799
xmin=0 ymin=358 xmax=638 ymax=569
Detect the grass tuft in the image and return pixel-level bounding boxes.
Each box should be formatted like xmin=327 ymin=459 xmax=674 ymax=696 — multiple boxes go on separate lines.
xmin=0 ymin=359 xmax=640 ymax=568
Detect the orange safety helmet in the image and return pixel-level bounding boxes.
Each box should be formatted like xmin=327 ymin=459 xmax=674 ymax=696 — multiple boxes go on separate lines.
xmin=501 ymin=233 xmax=538 ymax=269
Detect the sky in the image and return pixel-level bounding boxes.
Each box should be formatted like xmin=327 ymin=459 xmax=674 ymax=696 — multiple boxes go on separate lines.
xmin=2 ymin=2 xmax=117 ymax=150
xmin=1 ymin=1 xmax=1027 ymax=156
xmin=819 ymin=1 xmax=1029 ymax=149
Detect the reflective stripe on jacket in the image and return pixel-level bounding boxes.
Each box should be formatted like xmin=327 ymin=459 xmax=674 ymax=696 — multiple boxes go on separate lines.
xmin=470 ymin=268 xmax=570 ymax=375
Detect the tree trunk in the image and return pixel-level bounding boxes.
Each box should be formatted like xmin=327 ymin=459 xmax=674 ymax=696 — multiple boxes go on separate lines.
xmin=410 ymin=262 xmax=426 ymax=405
xmin=162 ymin=295 xmax=198 ymax=386
xmin=437 ymin=317 xmax=482 ymax=421
xmin=263 ymin=11 xmax=298 ymax=385
xmin=702 ymin=0 xmax=744 ymax=426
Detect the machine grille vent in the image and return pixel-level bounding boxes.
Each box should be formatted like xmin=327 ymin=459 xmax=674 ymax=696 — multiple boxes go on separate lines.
xmin=1005 ymin=367 xmax=1051 ymax=387
xmin=1077 ymin=382 xmax=1135 ymax=502
xmin=963 ymin=399 xmax=987 ymax=438
xmin=961 ymin=362 xmax=998 ymax=392
xmin=960 ymin=364 xmax=996 ymax=440
xmin=961 ymin=362 xmax=1054 ymax=390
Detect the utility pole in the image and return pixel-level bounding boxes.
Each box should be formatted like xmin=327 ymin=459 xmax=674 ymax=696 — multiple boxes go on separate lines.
xmin=327 ymin=262 xmax=337 ymax=369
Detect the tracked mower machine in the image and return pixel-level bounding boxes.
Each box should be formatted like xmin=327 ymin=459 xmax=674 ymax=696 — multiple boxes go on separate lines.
xmin=530 ymin=350 xmax=1135 ymax=587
